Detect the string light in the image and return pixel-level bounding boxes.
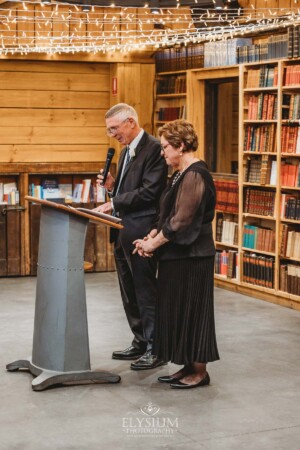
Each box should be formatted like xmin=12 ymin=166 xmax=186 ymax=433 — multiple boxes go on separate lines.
xmin=0 ymin=1 xmax=300 ymax=55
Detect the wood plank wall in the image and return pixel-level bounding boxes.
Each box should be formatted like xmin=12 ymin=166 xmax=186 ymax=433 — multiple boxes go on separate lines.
xmin=0 ymin=60 xmax=111 ymax=164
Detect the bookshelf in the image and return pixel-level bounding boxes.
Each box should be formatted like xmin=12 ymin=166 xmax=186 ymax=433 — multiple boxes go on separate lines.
xmin=213 ymin=174 xmax=239 ymax=282
xmin=0 ymin=163 xmax=116 ymax=277
xmin=239 ymin=59 xmax=300 ymax=303
xmin=0 ymin=174 xmax=23 ymax=276
xmin=154 ymin=71 xmax=187 ymax=136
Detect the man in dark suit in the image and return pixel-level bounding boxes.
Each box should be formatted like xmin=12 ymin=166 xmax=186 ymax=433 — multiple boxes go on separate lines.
xmin=94 ymin=103 xmax=167 ymax=370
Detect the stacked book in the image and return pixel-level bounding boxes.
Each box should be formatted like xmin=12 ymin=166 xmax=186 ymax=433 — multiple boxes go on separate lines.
xmin=204 ymin=38 xmax=252 ymax=68
xmin=243 ymin=224 xmax=275 ymax=253
xmin=216 ymin=217 xmax=238 ymax=245
xmin=283 ymin=65 xmax=300 ymax=85
xmin=281 ymin=161 xmax=300 ymax=187
xmin=157 ymin=106 xmax=186 ymax=121
xmin=282 ymin=94 xmax=300 ymax=120
xmin=246 ymin=65 xmax=278 ymax=88
xmin=280 ymin=264 xmax=300 ymax=295
xmin=155 ymin=44 xmax=204 ymax=72
xmin=281 ymin=125 xmax=300 ymax=154
xmin=281 ymin=194 xmax=300 ymax=220
xmin=244 ymin=188 xmax=275 ymax=216
xmin=156 ymin=76 xmax=186 ymax=95
xmin=247 ymin=93 xmax=277 ymax=120
xmin=237 ymin=33 xmax=288 ymax=63
xmin=214 ymin=179 xmax=239 ymax=213
xmin=243 ymin=253 xmax=274 ymax=288
xmin=215 ymin=250 xmax=238 ymax=279
xmin=243 ymin=124 xmax=276 ymax=153
xmin=280 ymin=224 xmax=300 ymax=259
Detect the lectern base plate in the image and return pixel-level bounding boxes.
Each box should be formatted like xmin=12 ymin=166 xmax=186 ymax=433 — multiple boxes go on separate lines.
xmin=6 ymin=359 xmax=121 ymax=391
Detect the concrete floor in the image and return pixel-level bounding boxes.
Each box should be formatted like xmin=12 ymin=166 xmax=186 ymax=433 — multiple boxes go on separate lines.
xmin=1 ymin=272 xmax=300 ymax=450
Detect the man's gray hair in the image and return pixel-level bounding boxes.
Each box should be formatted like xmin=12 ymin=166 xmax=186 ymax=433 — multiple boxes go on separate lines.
xmin=105 ymin=103 xmax=138 ymax=122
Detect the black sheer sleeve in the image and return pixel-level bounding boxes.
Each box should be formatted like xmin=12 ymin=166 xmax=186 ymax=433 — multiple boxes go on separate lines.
xmin=161 ymin=171 xmax=207 ymax=245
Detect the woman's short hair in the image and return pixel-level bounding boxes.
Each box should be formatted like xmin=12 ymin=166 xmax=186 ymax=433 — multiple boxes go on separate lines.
xmin=158 ymin=119 xmax=198 ymax=153
xmin=105 ymin=103 xmax=138 ymax=122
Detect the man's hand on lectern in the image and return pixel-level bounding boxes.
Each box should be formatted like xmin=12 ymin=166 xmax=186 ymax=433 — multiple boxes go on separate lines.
xmin=92 ymin=202 xmax=112 ymax=214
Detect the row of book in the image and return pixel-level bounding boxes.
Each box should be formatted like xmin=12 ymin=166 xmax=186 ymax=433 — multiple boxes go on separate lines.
xmin=281 ymin=161 xmax=300 ymax=187
xmin=157 ymin=106 xmax=186 ymax=121
xmin=281 ymin=124 xmax=300 ymax=154
xmin=281 ymin=194 xmax=300 ymax=220
xmin=280 ymin=224 xmax=300 ymax=259
xmin=282 ymin=94 xmax=300 ymax=120
xmin=215 ymin=250 xmax=238 ymax=280
xmin=244 ymin=156 xmax=277 ymax=186
xmin=283 ymin=65 xmax=300 ymax=86
xmin=155 ymin=44 xmax=204 ymax=73
xmin=204 ymin=38 xmax=252 ymax=68
xmin=155 ymin=26 xmax=300 ymax=72
xmin=156 ymin=76 xmax=186 ymax=95
xmin=243 ymin=124 xmax=276 ymax=153
xmin=214 ymin=179 xmax=239 ymax=214
xmin=215 ymin=217 xmax=238 ymax=246
xmin=280 ymin=264 xmax=300 ymax=295
xmin=242 ymin=224 xmax=275 ymax=253
xmin=286 ymin=25 xmax=300 ymax=59
xmin=244 ymin=188 xmax=275 ymax=216
xmin=245 ymin=65 xmax=278 ymax=88
xmin=0 ymin=182 xmax=19 ymax=205
xmin=245 ymin=65 xmax=300 ymax=92
xmin=242 ymin=253 xmax=275 ymax=288
xmin=237 ymin=34 xmax=288 ymax=64
xmin=247 ymin=93 xmax=277 ymax=121
xmin=29 ymin=179 xmax=106 ymax=204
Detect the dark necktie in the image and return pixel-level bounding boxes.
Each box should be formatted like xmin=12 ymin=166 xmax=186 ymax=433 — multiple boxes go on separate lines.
xmin=115 ymin=146 xmax=130 ymax=197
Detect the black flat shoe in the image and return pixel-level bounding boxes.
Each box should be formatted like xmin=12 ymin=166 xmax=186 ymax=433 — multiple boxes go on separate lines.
xmin=158 ymin=375 xmax=180 ymax=384
xmin=170 ymin=373 xmax=210 ymax=389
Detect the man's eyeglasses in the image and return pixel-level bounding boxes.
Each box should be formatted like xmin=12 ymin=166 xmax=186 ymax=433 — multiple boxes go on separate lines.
xmin=161 ymin=143 xmax=171 ymax=153
xmin=106 ymin=118 xmax=129 ymax=136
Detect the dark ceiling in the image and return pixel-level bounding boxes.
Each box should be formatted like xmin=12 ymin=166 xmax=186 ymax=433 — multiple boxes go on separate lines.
xmin=57 ymin=1 xmax=240 ymax=9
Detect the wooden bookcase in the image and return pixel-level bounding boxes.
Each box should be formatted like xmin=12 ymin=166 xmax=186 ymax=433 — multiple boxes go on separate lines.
xmin=154 ymin=61 xmax=300 ymax=309
xmin=237 ymin=59 xmax=300 ymax=308
xmin=0 ymin=163 xmax=116 ymax=277
xmin=154 ymin=70 xmax=187 ymax=137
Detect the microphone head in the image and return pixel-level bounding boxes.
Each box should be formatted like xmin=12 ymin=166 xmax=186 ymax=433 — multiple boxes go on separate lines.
xmin=107 ymin=147 xmax=115 ymax=159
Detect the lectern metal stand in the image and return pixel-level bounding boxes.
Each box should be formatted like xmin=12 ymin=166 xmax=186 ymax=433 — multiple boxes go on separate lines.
xmin=6 ymin=197 xmax=122 ymax=391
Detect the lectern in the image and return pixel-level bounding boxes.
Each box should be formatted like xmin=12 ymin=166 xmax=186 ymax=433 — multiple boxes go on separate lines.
xmin=6 ymin=196 xmax=123 ymax=391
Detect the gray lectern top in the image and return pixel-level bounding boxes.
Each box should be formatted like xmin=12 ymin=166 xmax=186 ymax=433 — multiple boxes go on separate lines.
xmin=24 ymin=195 xmax=123 ymax=229
xmin=6 ymin=196 xmax=123 ymax=391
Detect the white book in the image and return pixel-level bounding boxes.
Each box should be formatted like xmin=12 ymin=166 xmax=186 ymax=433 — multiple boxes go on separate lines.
xmin=72 ymin=183 xmax=83 ymax=203
xmin=269 ymin=160 xmax=277 ymax=185
xmin=81 ymin=179 xmax=91 ymax=203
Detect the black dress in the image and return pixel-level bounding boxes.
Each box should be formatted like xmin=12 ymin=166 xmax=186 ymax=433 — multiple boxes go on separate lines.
xmin=153 ymin=161 xmax=220 ymax=365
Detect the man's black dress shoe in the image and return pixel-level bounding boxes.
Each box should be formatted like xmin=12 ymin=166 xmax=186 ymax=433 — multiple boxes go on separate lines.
xmin=170 ymin=373 xmax=210 ymax=389
xmin=158 ymin=375 xmax=180 ymax=384
xmin=112 ymin=346 xmax=144 ymax=360
xmin=130 ymin=350 xmax=166 ymax=370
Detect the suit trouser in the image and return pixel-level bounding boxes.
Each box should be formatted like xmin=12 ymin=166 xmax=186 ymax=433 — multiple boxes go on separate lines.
xmin=114 ymin=236 xmax=157 ymax=352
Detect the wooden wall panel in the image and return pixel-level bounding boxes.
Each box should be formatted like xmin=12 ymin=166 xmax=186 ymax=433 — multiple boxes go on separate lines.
xmin=0 ymin=127 xmax=105 ymax=144
xmin=0 ymin=72 xmax=109 ymax=91
xmin=0 ymin=90 xmax=109 ymax=108
xmin=0 ymin=145 xmax=108 ymax=163
xmin=0 ymin=60 xmax=110 ymax=163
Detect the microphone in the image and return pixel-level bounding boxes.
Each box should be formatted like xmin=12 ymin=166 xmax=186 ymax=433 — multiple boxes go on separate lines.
xmin=101 ymin=147 xmax=115 ymax=185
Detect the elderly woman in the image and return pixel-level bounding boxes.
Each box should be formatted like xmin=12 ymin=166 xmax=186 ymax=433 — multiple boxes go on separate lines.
xmin=134 ymin=120 xmax=219 ymax=389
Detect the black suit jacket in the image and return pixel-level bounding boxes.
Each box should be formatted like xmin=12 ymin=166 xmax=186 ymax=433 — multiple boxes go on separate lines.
xmin=110 ymin=131 xmax=167 ymax=244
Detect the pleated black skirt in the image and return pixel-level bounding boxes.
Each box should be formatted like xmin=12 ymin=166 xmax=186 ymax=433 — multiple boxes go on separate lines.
xmin=153 ymin=256 xmax=220 ymax=365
